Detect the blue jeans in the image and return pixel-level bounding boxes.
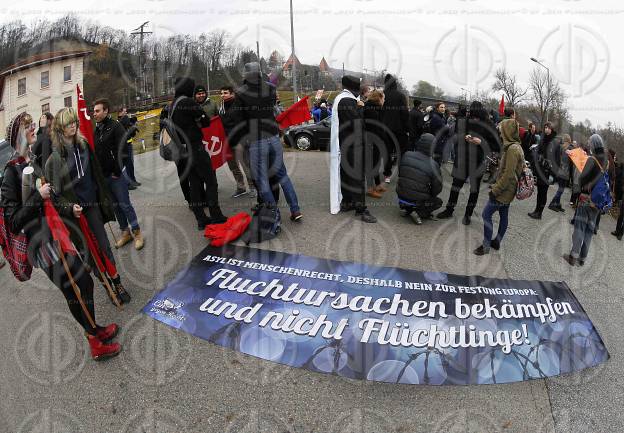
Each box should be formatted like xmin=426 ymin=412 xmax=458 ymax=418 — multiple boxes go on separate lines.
xmin=482 ymin=198 xmax=510 ymax=248
xmin=106 ymin=175 xmax=139 ymax=231
xmin=550 ymin=179 xmax=566 ymax=206
xmin=249 ymin=135 xmax=300 ymax=213
xmin=571 ymin=201 xmax=599 ymax=260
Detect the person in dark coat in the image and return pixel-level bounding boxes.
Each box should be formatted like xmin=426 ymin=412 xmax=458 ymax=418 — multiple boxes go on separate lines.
xmin=612 ymin=159 xmax=624 ymax=240
xmin=381 ymin=74 xmax=409 ymax=181
xmin=363 ymin=90 xmax=386 ymax=198
xmin=408 ymin=99 xmax=425 ymax=148
xmin=528 ymin=122 xmax=561 ymax=219
xmin=548 ymin=133 xmax=572 ymax=212
xmin=171 ymin=77 xmax=227 ymax=229
xmin=437 ymin=101 xmax=500 ymax=225
xmin=396 ymin=133 xmax=443 ymax=224
xmin=31 ymin=112 xmax=54 ymax=172
xmin=521 ymin=122 xmax=538 ymax=157
xmin=429 ymin=102 xmax=449 ymax=164
xmin=563 ymin=134 xmax=609 ymax=265
xmin=0 ymin=112 xmax=121 ymax=361
xmin=117 ymin=107 xmax=139 ymax=188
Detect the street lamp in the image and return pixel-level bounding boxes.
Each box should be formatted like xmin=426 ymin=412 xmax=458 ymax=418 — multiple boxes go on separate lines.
xmin=530 ymin=57 xmax=550 ymax=122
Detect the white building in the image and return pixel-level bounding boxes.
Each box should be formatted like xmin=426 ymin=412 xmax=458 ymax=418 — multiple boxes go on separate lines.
xmin=0 ymin=50 xmax=90 ymax=139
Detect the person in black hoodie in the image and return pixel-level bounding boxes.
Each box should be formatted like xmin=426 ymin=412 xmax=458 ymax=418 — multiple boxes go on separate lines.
xmin=381 ymin=74 xmax=409 ymax=181
xmin=437 ymin=101 xmax=500 ymax=225
xmin=563 ymin=134 xmax=609 ymax=265
xmin=233 ymin=62 xmax=302 ymax=222
xmin=528 ymin=122 xmax=560 ymax=219
xmin=171 ymin=77 xmax=227 ymax=229
xmin=612 ymin=159 xmax=624 ymax=240
xmin=363 ymin=89 xmax=386 ymax=198
xmin=396 ymin=133 xmax=443 ymax=224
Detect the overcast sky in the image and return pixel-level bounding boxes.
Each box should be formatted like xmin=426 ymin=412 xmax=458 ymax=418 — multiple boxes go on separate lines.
xmin=2 ymin=0 xmax=623 ymax=127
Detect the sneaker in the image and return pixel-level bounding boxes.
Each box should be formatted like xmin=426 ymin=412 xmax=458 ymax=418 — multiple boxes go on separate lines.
xmin=114 ymin=282 xmax=131 ymax=304
xmin=197 ymin=218 xmax=209 ymax=231
xmin=115 ymin=230 xmax=133 ymax=249
xmin=87 ymin=335 xmax=122 ymax=361
xmin=490 ymin=239 xmax=500 ymax=250
xmin=356 ymin=209 xmax=377 ymax=223
xmin=548 ymin=203 xmax=564 ymax=212
xmin=232 ymin=188 xmax=247 ymax=198
xmin=367 ymin=188 xmax=383 ymax=199
xmin=384 ymin=176 xmax=391 ymax=184
xmin=612 ymin=231 xmax=623 ymax=241
xmin=290 ymin=211 xmax=303 ymax=222
xmin=462 ymin=215 xmax=471 ymax=226
xmin=127 ymin=183 xmax=137 ymax=191
xmin=248 ymin=188 xmax=257 ymax=198
xmin=413 ymin=214 xmax=423 ymax=225
xmin=563 ymin=254 xmax=577 ymax=266
xmin=95 ymin=324 xmax=119 ymax=342
xmin=528 ymin=211 xmax=542 ymax=220
xmin=437 ymin=209 xmax=454 ymax=219
xmin=473 ymin=245 xmax=490 ymax=256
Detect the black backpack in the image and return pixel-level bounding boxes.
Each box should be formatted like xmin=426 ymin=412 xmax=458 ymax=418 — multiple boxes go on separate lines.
xmin=241 ymin=204 xmax=281 ymax=244
xmin=159 ymin=96 xmax=188 ymax=162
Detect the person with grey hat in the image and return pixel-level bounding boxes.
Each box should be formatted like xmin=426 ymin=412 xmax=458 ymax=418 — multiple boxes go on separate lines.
xmin=564 ymin=134 xmax=609 ymax=266
xmin=329 ymin=74 xmax=376 ymax=223
xmin=233 ymin=62 xmax=302 ymax=222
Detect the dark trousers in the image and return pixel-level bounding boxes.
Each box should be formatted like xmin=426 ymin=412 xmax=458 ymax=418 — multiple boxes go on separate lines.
xmin=534 ymin=181 xmax=550 ymax=214
xmin=340 ymin=141 xmax=366 ymax=212
xmin=176 ymin=158 xmax=192 ymax=203
xmin=43 ymin=255 xmax=97 ymax=335
xmin=616 ymin=201 xmax=624 ymax=236
xmin=189 ymin=158 xmax=221 ymax=222
xmin=550 ymin=178 xmax=566 ymax=206
xmin=83 ymin=206 xmax=116 ymax=268
xmin=123 ymin=142 xmax=137 ymax=183
xmin=383 ymin=130 xmax=406 ymax=177
xmin=445 ymin=176 xmax=483 ymax=217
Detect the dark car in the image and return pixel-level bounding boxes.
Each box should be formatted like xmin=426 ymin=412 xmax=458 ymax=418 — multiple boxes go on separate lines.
xmin=0 ymin=139 xmax=10 ymax=190
xmin=284 ymin=118 xmax=331 ymax=151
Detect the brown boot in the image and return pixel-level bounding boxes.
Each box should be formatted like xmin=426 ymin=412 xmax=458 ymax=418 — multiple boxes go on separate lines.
xmin=367 ymin=188 xmax=382 ymax=199
xmin=132 ymin=228 xmax=144 ymax=250
xmin=115 ymin=230 xmax=133 ymax=249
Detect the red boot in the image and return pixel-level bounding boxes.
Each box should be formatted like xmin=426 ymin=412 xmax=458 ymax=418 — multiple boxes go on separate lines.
xmin=95 ymin=324 xmax=119 ymax=342
xmin=87 ymin=335 xmax=121 ymax=361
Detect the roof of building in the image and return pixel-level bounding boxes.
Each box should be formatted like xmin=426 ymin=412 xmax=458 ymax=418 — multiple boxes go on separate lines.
xmin=0 ymin=50 xmax=91 ymax=77
xmin=282 ymin=53 xmax=302 ymax=71
xmin=319 ymin=57 xmax=330 ymax=72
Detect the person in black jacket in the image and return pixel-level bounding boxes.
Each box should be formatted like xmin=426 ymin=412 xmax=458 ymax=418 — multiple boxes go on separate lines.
xmin=612 ymin=159 xmax=624 ymax=240
xmin=93 ymin=98 xmax=144 ymax=248
xmin=429 ymin=102 xmax=449 ymax=165
xmin=381 ymin=74 xmax=409 ymax=181
xmin=564 ymin=134 xmax=609 ymax=265
xmin=363 ymin=90 xmax=386 ymax=198
xmin=408 ymin=100 xmax=425 ymax=148
xmin=528 ymin=122 xmax=560 ymax=219
xmin=437 ymin=101 xmax=500 ymax=225
xmin=118 ymin=108 xmax=140 ymax=189
xmin=170 ymin=77 xmax=227 ymax=230
xmin=31 ymin=112 xmax=54 ymax=172
xmin=0 ymin=112 xmax=121 ymax=361
xmin=233 ymin=62 xmax=302 ymax=222
xmin=396 ymin=133 xmax=443 ymax=224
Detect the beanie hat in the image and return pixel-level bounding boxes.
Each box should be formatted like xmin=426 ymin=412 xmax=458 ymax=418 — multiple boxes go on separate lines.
xmin=341 ymin=75 xmax=360 ymax=93
xmin=194 ymin=84 xmax=207 ymax=95
xmin=5 ymin=112 xmax=29 ymax=148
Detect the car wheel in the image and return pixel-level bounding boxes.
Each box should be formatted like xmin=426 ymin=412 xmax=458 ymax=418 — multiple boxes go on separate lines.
xmin=294 ymin=134 xmax=312 ymax=151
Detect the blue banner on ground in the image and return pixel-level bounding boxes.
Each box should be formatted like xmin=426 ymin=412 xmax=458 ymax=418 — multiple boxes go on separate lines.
xmin=143 ymin=245 xmax=609 ymax=385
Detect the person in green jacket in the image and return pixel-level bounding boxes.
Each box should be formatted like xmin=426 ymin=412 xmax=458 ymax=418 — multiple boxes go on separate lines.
xmin=45 ymin=107 xmax=131 ymax=304
xmin=474 ymin=118 xmax=525 ymax=255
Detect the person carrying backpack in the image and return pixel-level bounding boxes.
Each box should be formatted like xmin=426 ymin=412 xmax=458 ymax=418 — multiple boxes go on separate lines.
xmin=564 ymin=134 xmax=610 ymax=266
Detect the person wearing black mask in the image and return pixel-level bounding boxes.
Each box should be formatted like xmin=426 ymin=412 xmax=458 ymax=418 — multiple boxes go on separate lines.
xmin=171 ymin=76 xmax=227 ymax=230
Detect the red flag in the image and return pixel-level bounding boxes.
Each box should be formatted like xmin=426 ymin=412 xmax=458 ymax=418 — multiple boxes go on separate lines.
xmin=77 ymin=85 xmax=95 ymax=151
xmin=44 ymin=199 xmax=77 ymax=256
xmin=202 ymin=115 xmax=233 ymax=170
xmin=276 ymin=96 xmax=311 ymax=129
xmin=78 ymin=214 xmax=117 ymax=277
xmin=498 ymin=94 xmax=505 ymax=116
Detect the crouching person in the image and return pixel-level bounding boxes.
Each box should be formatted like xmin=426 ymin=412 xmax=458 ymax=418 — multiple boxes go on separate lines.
xmin=1 ymin=112 xmax=121 ymax=360
xmin=46 ymin=108 xmax=131 ymax=305
xmin=474 ymin=118 xmax=525 ymax=255
xmin=396 ymin=133 xmax=443 ymax=224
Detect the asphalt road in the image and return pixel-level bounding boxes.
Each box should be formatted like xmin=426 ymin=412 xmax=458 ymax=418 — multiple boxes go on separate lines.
xmin=1 ymin=150 xmax=622 ymax=433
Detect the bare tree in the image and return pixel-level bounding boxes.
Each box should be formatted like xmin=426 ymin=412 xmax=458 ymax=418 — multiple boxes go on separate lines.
xmin=529 ymin=67 xmax=565 ymax=127
xmin=492 ymin=67 xmax=528 ymax=107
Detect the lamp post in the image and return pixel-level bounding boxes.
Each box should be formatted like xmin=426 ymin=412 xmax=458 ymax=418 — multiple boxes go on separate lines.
xmin=289 ymin=0 xmax=298 ymax=100
xmin=530 ymin=57 xmax=550 ymax=122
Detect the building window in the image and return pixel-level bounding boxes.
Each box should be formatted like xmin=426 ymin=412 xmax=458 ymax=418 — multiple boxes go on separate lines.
xmin=18 ymin=77 xmax=26 ymax=96
xmin=63 ymin=65 xmax=71 ymax=82
xmin=41 ymin=71 xmax=49 ymax=88
xmin=64 ymin=96 xmax=72 ymax=107
xmin=41 ymin=103 xmax=50 ymax=114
